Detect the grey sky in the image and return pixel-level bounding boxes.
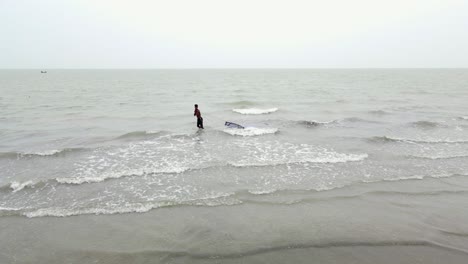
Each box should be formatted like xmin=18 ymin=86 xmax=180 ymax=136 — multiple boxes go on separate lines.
xmin=1 ymin=0 xmax=468 ymax=68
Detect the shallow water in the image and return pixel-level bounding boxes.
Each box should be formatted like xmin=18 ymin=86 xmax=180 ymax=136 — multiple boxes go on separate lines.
xmin=1 ymin=69 xmax=468 ymax=263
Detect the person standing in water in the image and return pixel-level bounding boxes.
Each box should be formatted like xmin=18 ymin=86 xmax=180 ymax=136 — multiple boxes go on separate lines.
xmin=194 ymin=104 xmax=204 ymax=129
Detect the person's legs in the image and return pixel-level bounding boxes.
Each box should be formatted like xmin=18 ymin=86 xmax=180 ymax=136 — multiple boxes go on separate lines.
xmin=198 ymin=118 xmax=204 ymax=129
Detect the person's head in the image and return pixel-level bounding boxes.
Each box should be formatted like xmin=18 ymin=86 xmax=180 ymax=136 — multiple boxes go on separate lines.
xmin=194 ymin=104 xmax=198 ymax=108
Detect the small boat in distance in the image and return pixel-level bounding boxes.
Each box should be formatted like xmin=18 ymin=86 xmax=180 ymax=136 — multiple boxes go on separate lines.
xmin=41 ymin=71 xmax=47 ymax=73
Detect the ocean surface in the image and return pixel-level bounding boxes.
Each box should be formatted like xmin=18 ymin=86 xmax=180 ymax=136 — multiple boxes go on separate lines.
xmin=1 ymin=69 xmax=468 ymax=263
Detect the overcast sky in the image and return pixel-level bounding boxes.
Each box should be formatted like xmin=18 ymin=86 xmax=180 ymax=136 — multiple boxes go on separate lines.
xmin=1 ymin=0 xmax=468 ymax=68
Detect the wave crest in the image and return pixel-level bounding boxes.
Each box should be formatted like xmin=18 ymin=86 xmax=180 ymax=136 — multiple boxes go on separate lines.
xmin=19 ymin=194 xmax=241 ymax=218
xmin=367 ymin=136 xmax=468 ymax=144
xmin=223 ymin=127 xmax=278 ymax=136
xmin=406 ymin=154 xmax=468 ymax=160
xmin=56 ymin=166 xmax=190 ymax=185
xmin=9 ymin=181 xmax=34 ymax=192
xmin=6 ymin=172 xmax=464 ymax=218
xmin=229 ymin=153 xmax=368 ymax=167
xmin=233 ymin=108 xmax=278 ymax=115
xmin=0 ymin=148 xmax=86 ymax=159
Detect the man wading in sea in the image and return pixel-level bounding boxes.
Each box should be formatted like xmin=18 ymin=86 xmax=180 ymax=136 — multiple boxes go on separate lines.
xmin=194 ymin=104 xmax=204 ymax=129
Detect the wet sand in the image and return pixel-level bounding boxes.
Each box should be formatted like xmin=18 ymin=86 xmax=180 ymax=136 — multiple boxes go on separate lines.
xmin=2 ymin=175 xmax=468 ymax=264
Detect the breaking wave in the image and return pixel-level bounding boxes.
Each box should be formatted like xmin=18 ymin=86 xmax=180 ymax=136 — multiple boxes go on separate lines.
xmin=22 ymin=193 xmax=241 ymax=218
xmin=0 ymin=148 xmax=86 ymax=159
xmin=228 ymin=153 xmax=368 ymax=167
xmin=9 ymin=181 xmax=35 ymax=193
xmin=233 ymin=108 xmax=278 ymax=115
xmin=1 ymin=140 xmax=368 ymax=190
xmin=55 ymin=166 xmax=190 ymax=185
xmin=223 ymin=127 xmax=278 ymax=136
xmin=406 ymin=154 xmax=468 ymax=160
xmin=2 ymin=172 xmax=465 ymax=218
xmin=0 ymin=179 xmax=49 ymax=193
xmin=367 ymin=136 xmax=468 ymax=144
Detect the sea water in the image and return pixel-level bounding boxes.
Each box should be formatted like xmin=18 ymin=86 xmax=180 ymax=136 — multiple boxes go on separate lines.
xmin=1 ymin=69 xmax=468 ymax=263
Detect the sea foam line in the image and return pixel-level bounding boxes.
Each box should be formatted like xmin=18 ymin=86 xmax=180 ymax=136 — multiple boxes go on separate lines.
xmin=223 ymin=127 xmax=278 ymax=137
xmin=0 ymin=148 xmax=87 ymax=159
xmin=228 ymin=153 xmax=368 ymax=167
xmin=56 ymin=167 xmax=190 ymax=185
xmin=22 ymin=193 xmax=241 ymax=218
xmin=7 ymin=172 xmax=466 ymax=218
xmin=368 ymin=136 xmax=468 ymax=144
xmin=3 ymin=152 xmax=365 ymax=191
xmin=406 ymin=154 xmax=468 ymax=160
xmin=10 ymin=181 xmax=35 ymax=193
xmin=233 ymin=108 xmax=278 ymax=115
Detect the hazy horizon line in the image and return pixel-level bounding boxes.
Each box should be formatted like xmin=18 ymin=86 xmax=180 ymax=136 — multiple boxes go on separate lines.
xmin=1 ymin=67 xmax=467 ymax=70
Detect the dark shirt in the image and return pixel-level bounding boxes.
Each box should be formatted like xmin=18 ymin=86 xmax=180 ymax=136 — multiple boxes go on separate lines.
xmin=194 ymin=109 xmax=201 ymax=118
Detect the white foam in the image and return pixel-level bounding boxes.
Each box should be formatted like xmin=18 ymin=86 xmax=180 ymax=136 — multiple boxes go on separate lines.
xmin=223 ymin=127 xmax=278 ymax=137
xmin=24 ymin=204 xmax=159 ymax=218
xmin=233 ymin=108 xmax=278 ymax=115
xmin=24 ymin=193 xmax=241 ymax=218
xmin=409 ymin=154 xmax=468 ymax=160
xmin=56 ymin=166 xmax=189 ymax=184
xmin=385 ymin=136 xmax=468 ymax=144
xmin=363 ymin=173 xmax=457 ymax=184
xmin=0 ymin=206 xmax=22 ymax=211
xmin=311 ymin=120 xmax=337 ymax=125
xmin=248 ymin=189 xmax=277 ymax=195
xmin=228 ymin=140 xmax=368 ymax=167
xmin=229 ymin=153 xmax=368 ymax=167
xmin=24 ymin=149 xmax=61 ymax=156
xmin=55 ymin=138 xmax=211 ymax=185
xmin=10 ymin=181 xmax=34 ymax=192
xmin=383 ymin=175 xmax=425 ymax=181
